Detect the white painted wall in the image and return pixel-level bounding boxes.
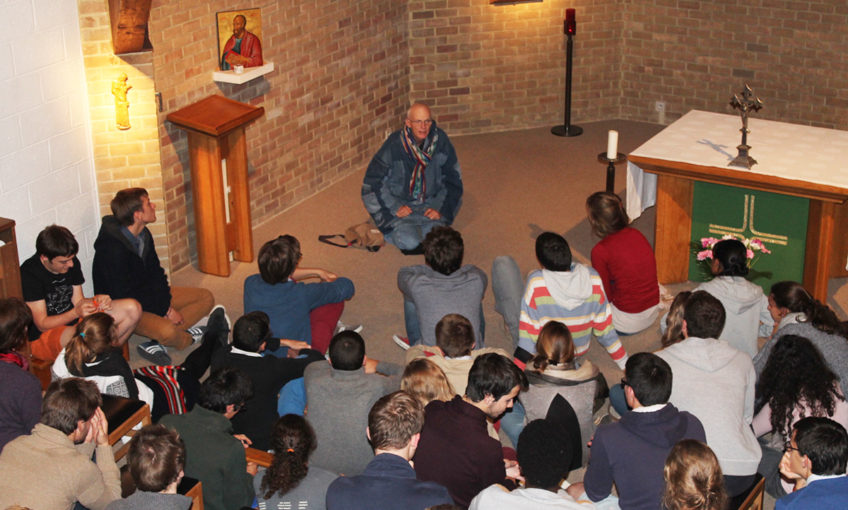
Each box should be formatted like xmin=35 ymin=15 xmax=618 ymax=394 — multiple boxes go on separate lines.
xmin=0 ymin=0 xmax=99 ymax=294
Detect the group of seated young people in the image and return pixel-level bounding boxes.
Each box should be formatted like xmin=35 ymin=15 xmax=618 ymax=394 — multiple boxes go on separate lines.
xmin=1 ymin=186 xmax=847 ymax=510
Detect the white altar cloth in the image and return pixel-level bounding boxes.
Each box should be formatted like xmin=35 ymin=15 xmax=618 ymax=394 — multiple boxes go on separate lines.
xmin=626 ymin=110 xmax=848 ymax=220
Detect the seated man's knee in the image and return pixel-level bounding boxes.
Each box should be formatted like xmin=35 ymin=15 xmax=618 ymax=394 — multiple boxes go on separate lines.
xmin=389 ymin=227 xmax=423 ymax=250
xmin=197 ymin=288 xmax=215 ymax=310
xmin=492 ymin=255 xmax=519 ymax=275
xmin=117 ymin=298 xmax=142 ymax=322
xmin=492 ymin=256 xmax=522 ymax=290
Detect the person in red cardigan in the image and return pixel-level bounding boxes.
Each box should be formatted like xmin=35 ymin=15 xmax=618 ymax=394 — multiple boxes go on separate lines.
xmin=586 ymin=191 xmax=660 ymax=334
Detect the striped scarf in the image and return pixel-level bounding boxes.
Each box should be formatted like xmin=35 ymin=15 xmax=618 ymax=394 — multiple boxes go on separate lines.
xmin=0 ymin=351 xmax=27 ymax=371
xmin=401 ymin=126 xmax=438 ymax=202
xmin=134 ymin=365 xmax=187 ymax=415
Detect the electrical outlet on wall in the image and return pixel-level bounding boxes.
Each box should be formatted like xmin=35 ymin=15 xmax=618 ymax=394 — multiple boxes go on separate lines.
xmin=655 ymin=101 xmax=667 ymax=124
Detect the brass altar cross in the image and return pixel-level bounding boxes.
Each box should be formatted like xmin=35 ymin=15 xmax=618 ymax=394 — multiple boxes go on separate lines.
xmin=728 ymin=84 xmax=764 ymax=169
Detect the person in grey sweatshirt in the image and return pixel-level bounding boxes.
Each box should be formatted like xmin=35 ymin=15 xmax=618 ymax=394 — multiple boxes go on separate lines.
xmin=304 ymin=330 xmax=401 ymax=476
xmin=106 ymin=424 xmax=193 ymax=510
xmin=396 ymin=226 xmax=487 ymax=349
xmin=656 ymin=290 xmax=761 ymax=498
xmin=693 ymin=238 xmax=772 ymax=358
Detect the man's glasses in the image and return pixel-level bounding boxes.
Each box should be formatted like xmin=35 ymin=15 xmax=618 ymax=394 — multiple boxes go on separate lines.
xmin=408 ymin=119 xmax=433 ymax=126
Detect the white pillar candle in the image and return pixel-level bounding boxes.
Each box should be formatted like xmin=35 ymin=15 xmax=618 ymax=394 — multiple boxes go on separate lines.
xmin=607 ymin=130 xmax=619 ymax=159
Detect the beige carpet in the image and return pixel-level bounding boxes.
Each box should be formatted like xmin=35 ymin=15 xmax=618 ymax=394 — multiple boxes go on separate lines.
xmin=149 ymin=118 xmax=848 ymax=510
xmin=159 ymin=119 xmax=664 ymax=375
xmin=160 ymin=117 xmax=848 ymax=381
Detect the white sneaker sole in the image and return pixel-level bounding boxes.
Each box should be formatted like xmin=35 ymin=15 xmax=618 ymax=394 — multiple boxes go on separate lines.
xmin=392 ymin=335 xmax=410 ymax=350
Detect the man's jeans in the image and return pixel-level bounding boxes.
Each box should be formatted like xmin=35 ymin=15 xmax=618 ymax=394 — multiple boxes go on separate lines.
xmin=385 ymin=206 xmax=446 ymax=250
xmin=491 ymin=255 xmax=523 ymax=350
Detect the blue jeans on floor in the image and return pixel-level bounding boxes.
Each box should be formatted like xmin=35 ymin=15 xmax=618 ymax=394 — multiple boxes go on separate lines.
xmin=404 ymin=299 xmax=486 ymax=348
xmin=491 ymin=255 xmax=523 ymax=351
xmin=403 ymin=298 xmax=424 ymax=346
xmin=499 ymin=400 xmax=526 ymax=449
xmin=609 ymin=383 xmax=630 ymax=416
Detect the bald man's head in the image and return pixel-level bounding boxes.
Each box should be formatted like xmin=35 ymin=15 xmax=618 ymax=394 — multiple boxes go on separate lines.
xmin=405 ymin=103 xmax=433 ymax=143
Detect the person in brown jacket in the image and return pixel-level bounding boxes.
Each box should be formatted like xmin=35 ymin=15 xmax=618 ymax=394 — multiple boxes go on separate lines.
xmin=0 ymin=378 xmax=121 ymax=510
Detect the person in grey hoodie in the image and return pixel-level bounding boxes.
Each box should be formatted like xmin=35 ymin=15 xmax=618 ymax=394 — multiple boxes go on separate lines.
xmin=656 ymin=290 xmax=761 ymax=497
xmin=566 ymin=353 xmax=705 ymax=510
xmin=694 ymin=238 xmax=772 ymax=358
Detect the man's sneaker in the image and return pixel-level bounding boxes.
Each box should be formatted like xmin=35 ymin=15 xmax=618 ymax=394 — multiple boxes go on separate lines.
xmin=392 ymin=334 xmax=411 ymax=350
xmin=137 ymin=340 xmax=172 ymax=366
xmin=335 ymin=320 xmax=363 ymax=335
xmin=205 ymin=305 xmax=231 ymax=347
xmin=400 ymin=244 xmax=424 ymax=255
xmin=186 ymin=325 xmax=207 ymax=343
xmin=190 ymin=305 xmax=232 ymax=344
xmin=608 ymin=403 xmax=622 ymax=421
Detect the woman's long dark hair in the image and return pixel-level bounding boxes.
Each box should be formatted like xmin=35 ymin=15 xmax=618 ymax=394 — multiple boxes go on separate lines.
xmin=756 ymin=334 xmax=844 ymax=438
xmin=260 ymin=414 xmax=317 ymax=499
xmin=770 ymin=281 xmax=846 ymax=336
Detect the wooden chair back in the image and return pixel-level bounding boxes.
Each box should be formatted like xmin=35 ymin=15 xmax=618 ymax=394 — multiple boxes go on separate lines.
xmin=734 ymin=475 xmax=765 ymax=510
xmin=101 ymin=394 xmax=152 ymax=461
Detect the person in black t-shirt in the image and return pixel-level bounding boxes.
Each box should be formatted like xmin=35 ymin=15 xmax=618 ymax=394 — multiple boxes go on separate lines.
xmin=20 ymin=224 xmax=141 ymax=361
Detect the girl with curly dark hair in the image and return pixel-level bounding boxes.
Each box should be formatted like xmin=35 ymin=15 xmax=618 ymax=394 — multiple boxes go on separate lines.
xmin=255 ymin=414 xmax=337 ymax=509
xmin=753 ymin=281 xmax=848 ymax=401
xmin=753 ymin=334 xmax=848 ymax=497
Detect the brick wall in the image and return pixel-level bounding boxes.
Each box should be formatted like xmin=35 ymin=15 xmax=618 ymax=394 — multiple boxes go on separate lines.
xmin=150 ymin=1 xmax=409 ymax=271
xmin=69 ymin=0 xmax=846 ymax=273
xmin=619 ymin=0 xmax=848 ymax=129
xmin=408 ymin=0 xmax=623 ymax=135
xmin=77 ymin=0 xmax=170 ymax=274
xmin=415 ymin=0 xmax=847 ymax=134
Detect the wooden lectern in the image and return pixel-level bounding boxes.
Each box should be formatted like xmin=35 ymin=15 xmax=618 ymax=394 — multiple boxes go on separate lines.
xmin=167 ymin=95 xmax=264 ymax=276
xmin=0 ymin=217 xmax=22 ymax=299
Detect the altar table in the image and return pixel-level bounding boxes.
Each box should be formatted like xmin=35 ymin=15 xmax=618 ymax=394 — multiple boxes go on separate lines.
xmin=626 ymin=110 xmax=848 ymax=301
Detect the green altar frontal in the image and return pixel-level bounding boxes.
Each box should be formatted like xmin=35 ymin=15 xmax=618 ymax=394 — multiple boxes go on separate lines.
xmin=688 ymin=181 xmax=809 ymax=291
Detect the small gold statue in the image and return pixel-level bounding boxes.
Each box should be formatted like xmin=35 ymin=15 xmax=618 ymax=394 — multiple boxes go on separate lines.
xmin=112 ymin=72 xmax=132 ymax=130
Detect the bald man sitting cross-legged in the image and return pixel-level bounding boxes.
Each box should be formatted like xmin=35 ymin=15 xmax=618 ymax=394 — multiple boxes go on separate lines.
xmin=362 ymin=103 xmax=463 ymax=253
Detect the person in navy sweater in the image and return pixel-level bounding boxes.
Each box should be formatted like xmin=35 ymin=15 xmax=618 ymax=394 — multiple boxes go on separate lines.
xmin=568 ymin=353 xmax=706 ymax=510
xmin=777 ymin=417 xmax=848 ymax=510
xmin=210 ymin=311 xmax=324 ymax=451
xmin=326 ymin=391 xmax=452 ymax=510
